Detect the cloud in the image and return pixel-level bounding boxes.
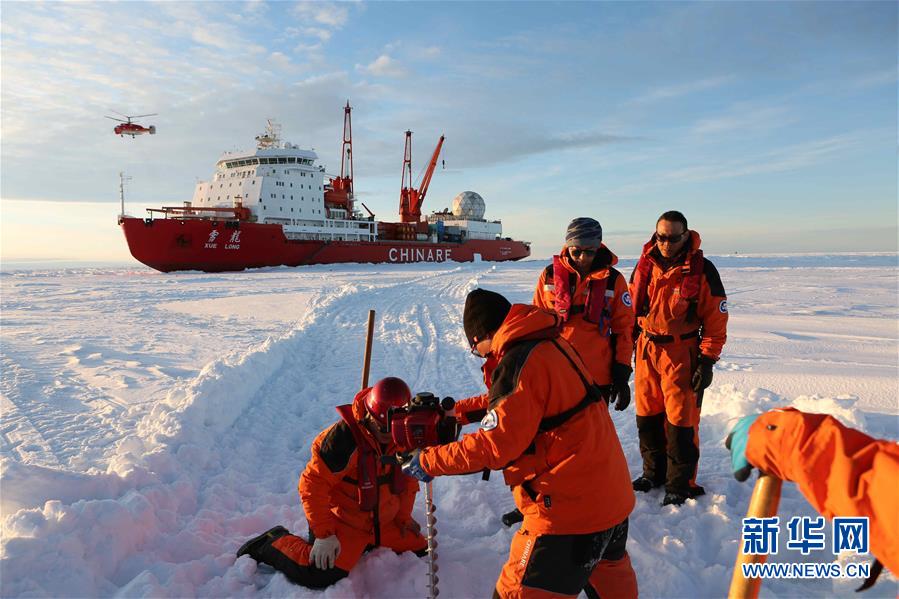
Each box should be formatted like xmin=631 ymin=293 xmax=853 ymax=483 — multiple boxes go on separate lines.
xmin=269 ymin=52 xmax=293 ymax=69
xmin=291 ymin=2 xmax=349 ymax=28
xmin=852 ymin=68 xmax=897 ymax=89
xmin=630 ymin=76 xmax=735 ymax=105
xmin=691 ymin=104 xmax=795 ymax=136
xmin=356 ymin=55 xmax=408 ymax=78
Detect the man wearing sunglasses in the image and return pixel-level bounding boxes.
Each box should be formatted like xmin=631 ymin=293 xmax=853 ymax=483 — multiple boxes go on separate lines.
xmin=533 ymin=217 xmax=635 ymax=411
xmin=235 ymin=377 xmax=427 ymax=588
xmin=629 ymin=211 xmax=728 ymax=507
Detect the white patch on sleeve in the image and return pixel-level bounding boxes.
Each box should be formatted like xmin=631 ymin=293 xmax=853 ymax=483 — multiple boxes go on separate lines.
xmin=719 ymin=299 xmax=728 ymax=313
xmin=543 ymin=284 xmax=554 ymax=292
xmin=622 ymin=291 xmax=632 ymax=308
xmin=479 ymin=409 xmax=498 ymax=431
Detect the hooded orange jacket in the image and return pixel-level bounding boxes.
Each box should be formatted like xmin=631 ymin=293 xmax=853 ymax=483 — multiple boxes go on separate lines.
xmin=747 ymin=408 xmax=898 ymax=575
xmin=298 ymin=388 xmax=419 ymax=539
xmin=630 ymin=231 xmax=727 ymax=360
xmin=419 ymin=304 xmax=635 ymax=535
xmin=533 ymin=244 xmax=635 ymax=384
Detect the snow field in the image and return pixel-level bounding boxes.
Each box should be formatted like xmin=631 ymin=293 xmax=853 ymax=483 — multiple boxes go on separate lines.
xmin=1 ymin=257 xmax=896 ymax=597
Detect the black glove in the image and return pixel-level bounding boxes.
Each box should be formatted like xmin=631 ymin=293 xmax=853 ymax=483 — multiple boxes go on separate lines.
xmin=692 ymin=355 xmax=715 ymax=392
xmin=609 ymin=362 xmax=632 ymax=411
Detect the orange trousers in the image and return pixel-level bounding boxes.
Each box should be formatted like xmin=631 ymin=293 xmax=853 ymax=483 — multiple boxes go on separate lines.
xmin=634 ymin=335 xmax=702 ymax=492
xmin=494 ymin=520 xmax=638 ymax=598
xmin=272 ymin=519 xmax=427 ymax=572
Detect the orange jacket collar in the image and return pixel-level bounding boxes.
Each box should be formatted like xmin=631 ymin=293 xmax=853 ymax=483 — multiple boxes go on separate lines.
xmin=557 ymin=243 xmax=619 ymax=280
xmin=489 ymin=304 xmax=560 ymax=357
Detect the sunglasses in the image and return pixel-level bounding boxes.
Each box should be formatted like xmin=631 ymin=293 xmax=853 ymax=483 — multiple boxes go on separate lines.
xmin=656 ymin=232 xmax=685 ymax=244
xmin=569 ymin=247 xmax=598 ymax=258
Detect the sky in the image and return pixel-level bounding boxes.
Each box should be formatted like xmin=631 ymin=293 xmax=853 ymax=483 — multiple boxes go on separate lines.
xmin=1 ymin=1 xmax=896 ymax=262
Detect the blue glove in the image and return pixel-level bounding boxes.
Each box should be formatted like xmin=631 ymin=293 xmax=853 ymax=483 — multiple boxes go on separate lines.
xmin=399 ymin=449 xmax=433 ymax=483
xmin=725 ymin=414 xmax=760 ymax=482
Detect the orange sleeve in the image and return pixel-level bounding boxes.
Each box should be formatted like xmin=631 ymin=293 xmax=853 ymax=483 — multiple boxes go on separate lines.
xmin=419 ymin=358 xmax=549 ymax=475
xmin=746 ymin=408 xmax=899 ymax=574
xmin=610 ymin=273 xmax=635 ymax=366
xmin=697 ymin=259 xmax=727 ymax=360
xmin=533 ymin=267 xmax=553 ymax=310
xmin=298 ymin=427 xmax=343 ymax=538
xmin=453 ymin=393 xmax=491 ymax=425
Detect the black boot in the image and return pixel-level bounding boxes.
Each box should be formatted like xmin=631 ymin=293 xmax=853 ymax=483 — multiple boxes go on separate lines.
xmin=665 ymin=421 xmax=703 ymax=496
xmin=632 ymin=476 xmax=663 ymax=493
xmin=501 ymin=508 xmax=524 ymax=527
xmin=236 ymin=525 xmax=289 ymax=559
xmin=636 ymin=413 xmax=667 ymax=486
xmin=662 ymin=486 xmax=705 ymax=507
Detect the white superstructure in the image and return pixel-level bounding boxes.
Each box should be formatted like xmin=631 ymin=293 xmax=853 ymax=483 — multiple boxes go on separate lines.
xmin=189 ymin=121 xmax=376 ymax=242
xmin=427 ymin=191 xmax=503 ymax=241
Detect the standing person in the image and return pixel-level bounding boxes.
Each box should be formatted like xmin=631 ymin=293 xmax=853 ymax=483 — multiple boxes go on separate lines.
xmin=532 ymin=217 xmax=635 ymax=410
xmin=399 ymin=289 xmax=638 ymax=599
xmin=235 ymin=377 xmax=427 ymax=589
xmin=630 ymin=211 xmax=728 ymax=506
xmin=726 ymin=408 xmax=898 ymax=589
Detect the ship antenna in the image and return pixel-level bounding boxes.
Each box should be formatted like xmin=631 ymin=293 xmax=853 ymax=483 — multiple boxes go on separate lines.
xmin=119 ymin=171 xmax=132 ymax=218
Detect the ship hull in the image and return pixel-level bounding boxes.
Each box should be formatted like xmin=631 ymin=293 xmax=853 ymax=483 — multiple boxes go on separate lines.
xmin=120 ymin=217 xmax=530 ymax=272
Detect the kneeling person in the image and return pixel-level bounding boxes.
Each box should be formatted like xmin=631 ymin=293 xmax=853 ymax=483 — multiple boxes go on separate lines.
xmin=236 ymin=377 xmax=427 ymax=588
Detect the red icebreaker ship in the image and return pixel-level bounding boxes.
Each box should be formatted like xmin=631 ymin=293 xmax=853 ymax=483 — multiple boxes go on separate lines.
xmin=119 ymin=104 xmax=530 ymax=272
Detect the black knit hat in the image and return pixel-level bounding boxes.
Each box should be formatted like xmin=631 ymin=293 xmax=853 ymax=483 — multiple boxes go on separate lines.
xmin=565 ymin=217 xmax=603 ymax=248
xmin=463 ymin=289 xmax=512 ymax=346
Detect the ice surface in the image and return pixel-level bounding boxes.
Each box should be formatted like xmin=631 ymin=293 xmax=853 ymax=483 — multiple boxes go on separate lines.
xmin=1 ymin=256 xmax=896 ymax=597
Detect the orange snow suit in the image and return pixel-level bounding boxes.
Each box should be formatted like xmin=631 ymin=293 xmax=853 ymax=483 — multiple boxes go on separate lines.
xmin=532 ymin=245 xmax=635 ymax=385
xmin=419 ymin=304 xmax=637 ymax=598
xmin=256 ymin=388 xmax=426 ymax=585
xmin=630 ymin=231 xmax=728 ymax=494
xmin=746 ymin=408 xmax=899 ymax=578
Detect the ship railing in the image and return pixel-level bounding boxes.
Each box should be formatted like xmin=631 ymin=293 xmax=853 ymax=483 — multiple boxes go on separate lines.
xmin=147 ymin=206 xmax=248 ymax=220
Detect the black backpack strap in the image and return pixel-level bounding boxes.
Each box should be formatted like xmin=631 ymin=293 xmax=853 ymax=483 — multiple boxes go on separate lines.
xmin=537 ymin=340 xmax=604 ymax=432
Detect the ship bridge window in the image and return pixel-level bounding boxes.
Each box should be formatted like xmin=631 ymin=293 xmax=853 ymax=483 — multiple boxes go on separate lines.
xmin=288 ymin=157 xmax=296 ymax=163
xmin=278 ymin=157 xmax=287 ymax=164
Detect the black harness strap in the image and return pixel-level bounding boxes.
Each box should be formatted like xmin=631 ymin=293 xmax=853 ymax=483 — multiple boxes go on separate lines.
xmin=342 ymin=473 xmax=395 ymax=486
xmin=537 ymin=340 xmax=606 ymax=432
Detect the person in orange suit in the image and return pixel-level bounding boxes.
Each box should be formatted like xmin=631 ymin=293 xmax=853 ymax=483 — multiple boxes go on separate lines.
xmin=630 ymin=210 xmax=728 ymax=506
xmin=399 ymin=289 xmax=638 ymax=599
xmin=727 ymin=408 xmax=898 ymax=590
xmin=532 ymin=217 xmax=635 ymax=409
xmin=487 ymin=217 xmax=635 ymax=529
xmin=235 ymin=377 xmax=426 ymax=588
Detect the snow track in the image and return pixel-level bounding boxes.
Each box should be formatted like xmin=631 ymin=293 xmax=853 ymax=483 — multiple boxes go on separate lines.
xmin=1 ymin=259 xmax=897 ymax=598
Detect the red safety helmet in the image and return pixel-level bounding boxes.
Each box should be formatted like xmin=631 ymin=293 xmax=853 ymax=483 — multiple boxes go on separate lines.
xmin=365 ymin=377 xmax=412 ymax=428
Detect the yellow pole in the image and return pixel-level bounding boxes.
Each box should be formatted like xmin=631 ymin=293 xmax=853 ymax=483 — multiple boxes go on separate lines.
xmin=728 ymin=474 xmax=784 ymax=599
xmin=361 ymin=310 xmax=375 ymax=389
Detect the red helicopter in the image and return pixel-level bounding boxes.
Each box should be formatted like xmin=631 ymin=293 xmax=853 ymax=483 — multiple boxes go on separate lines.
xmin=106 ymin=111 xmax=157 ymax=138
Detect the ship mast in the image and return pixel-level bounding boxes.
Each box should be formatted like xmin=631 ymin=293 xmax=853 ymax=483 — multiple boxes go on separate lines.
xmin=119 ymin=171 xmax=132 ymax=218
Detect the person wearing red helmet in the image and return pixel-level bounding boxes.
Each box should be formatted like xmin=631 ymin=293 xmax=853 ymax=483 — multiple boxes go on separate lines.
xmin=235 ymin=377 xmax=427 ymax=589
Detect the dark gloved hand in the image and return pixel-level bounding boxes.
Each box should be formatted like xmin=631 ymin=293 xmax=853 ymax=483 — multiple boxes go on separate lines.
xmin=609 ymin=362 xmax=632 ymax=411
xmin=692 ymin=355 xmax=716 ymax=392
xmin=725 ymin=414 xmax=761 ymax=482
xmin=398 ymin=449 xmax=433 ymax=483
xmin=501 ymin=508 xmax=524 ymax=527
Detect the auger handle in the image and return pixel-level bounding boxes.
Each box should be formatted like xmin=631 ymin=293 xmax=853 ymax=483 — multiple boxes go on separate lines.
xmin=728 ymin=473 xmax=783 ymax=599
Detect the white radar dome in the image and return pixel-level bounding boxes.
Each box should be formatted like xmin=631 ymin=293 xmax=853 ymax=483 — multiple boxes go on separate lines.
xmin=451 ymin=191 xmax=486 ymax=220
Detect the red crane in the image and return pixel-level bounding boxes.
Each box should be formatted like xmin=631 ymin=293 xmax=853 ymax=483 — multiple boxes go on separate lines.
xmin=399 ymin=131 xmax=445 ymax=223
xmin=324 ymin=101 xmax=354 ymax=212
